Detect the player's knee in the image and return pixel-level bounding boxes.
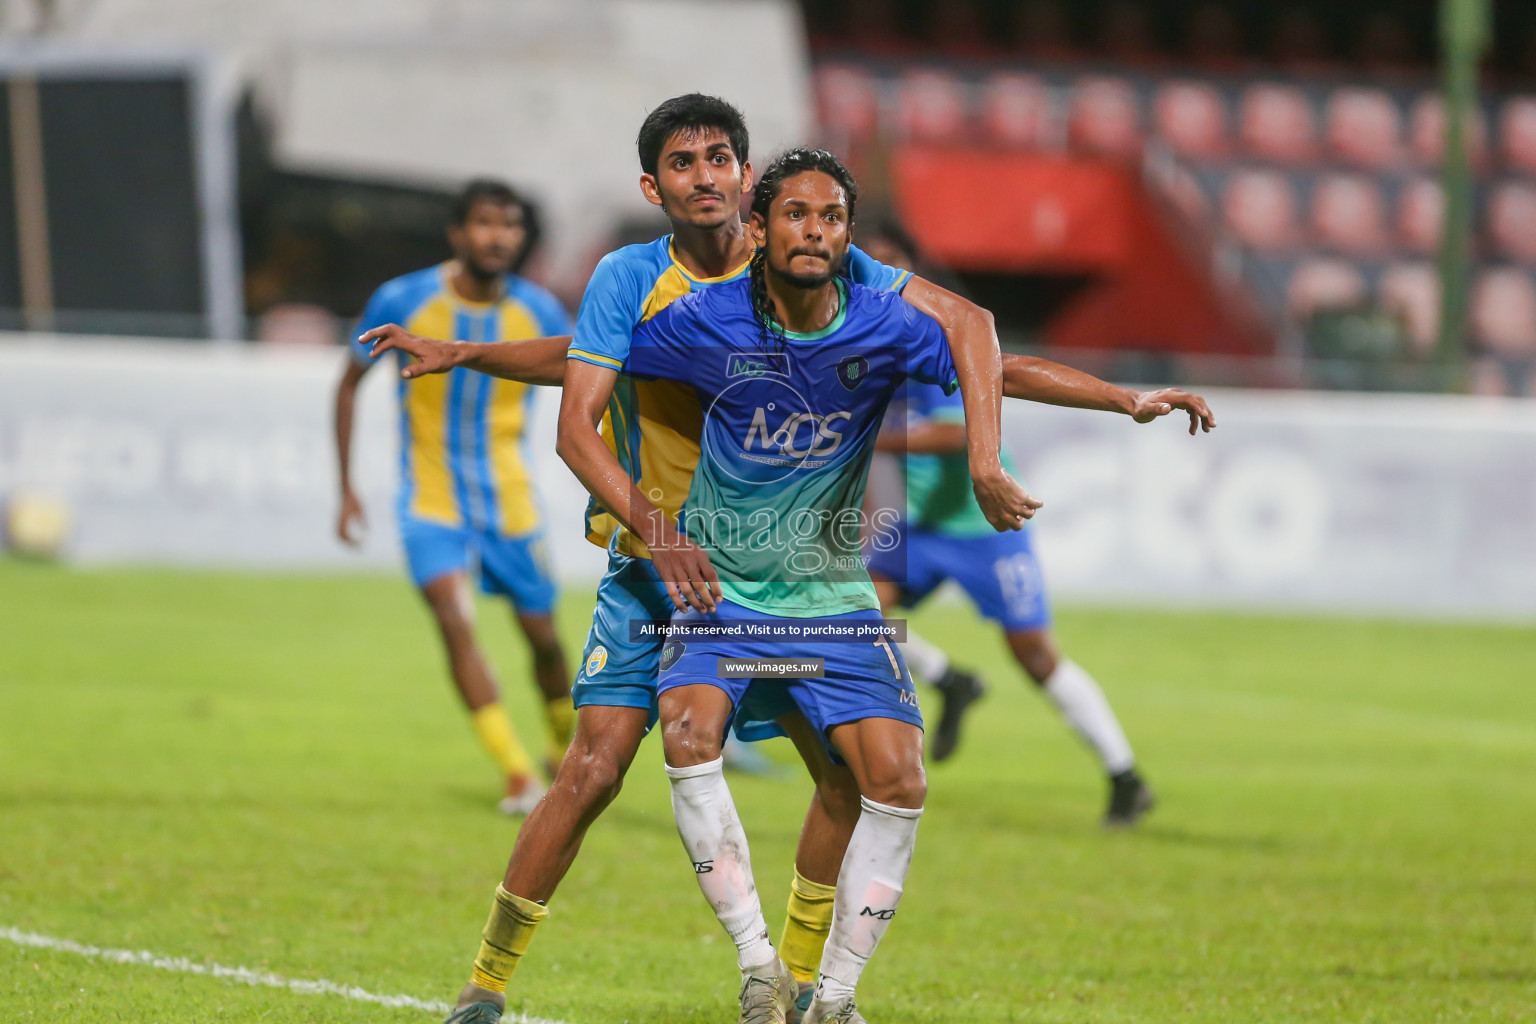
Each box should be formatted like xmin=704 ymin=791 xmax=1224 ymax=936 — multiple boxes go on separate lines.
xmin=661 ymin=716 xmax=722 ymax=768
xmin=815 ymin=772 xmax=862 ymax=826
xmin=557 ymin=745 xmax=625 ymax=813
xmin=862 ymin=763 xmax=927 ymax=810
xmin=1010 ymin=632 xmax=1058 ymax=685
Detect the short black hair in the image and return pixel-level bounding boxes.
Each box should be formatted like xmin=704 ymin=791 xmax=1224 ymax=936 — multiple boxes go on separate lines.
xmin=451 ymin=178 xmax=519 ymax=226
xmin=636 ymin=94 xmax=749 ymax=177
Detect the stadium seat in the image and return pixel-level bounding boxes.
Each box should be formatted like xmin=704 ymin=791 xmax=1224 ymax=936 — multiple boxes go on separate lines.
xmin=1324 ymin=87 xmax=1402 ymax=168
xmin=1286 ymin=258 xmax=1367 ymax=320
xmin=815 ymin=64 xmax=882 ymax=142
xmin=1396 ymin=177 xmax=1444 ymax=255
xmin=1239 ymin=83 xmax=1318 ymax=163
xmin=1311 ymin=173 xmax=1388 ymax=254
xmin=1378 ymin=262 xmax=1440 ymax=355
xmin=1153 ymin=80 xmax=1228 ymax=159
xmin=1499 ymin=97 xmax=1536 ymax=174
xmin=980 ymin=72 xmax=1051 ymax=150
xmin=1068 ymin=76 xmax=1142 ymax=159
xmin=1222 ymin=169 xmax=1300 ymax=249
xmin=1158 ymin=163 xmax=1212 ymax=225
xmin=1489 ymin=180 xmax=1536 ymax=264
xmin=1409 ymin=93 xmax=1488 ymax=167
xmin=894 ymin=68 xmax=970 ymax=145
xmin=1472 ymin=267 xmax=1536 ymax=355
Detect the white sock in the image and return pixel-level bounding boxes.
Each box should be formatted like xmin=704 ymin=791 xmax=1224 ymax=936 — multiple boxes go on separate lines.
xmin=664 ymin=757 xmax=776 ymax=970
xmin=900 ymin=628 xmax=950 ymax=682
xmin=816 ymin=797 xmax=924 ymax=1002
xmin=1042 ymin=658 xmax=1135 ymax=775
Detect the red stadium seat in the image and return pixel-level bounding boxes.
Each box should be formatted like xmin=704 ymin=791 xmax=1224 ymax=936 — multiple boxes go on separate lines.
xmin=1472 ymin=267 xmax=1536 ymax=355
xmin=894 ymin=69 xmax=969 ymax=145
xmin=1239 ymin=83 xmax=1318 ymax=163
xmin=1287 ymin=258 xmax=1367 ymax=320
xmin=1311 ymin=173 xmax=1388 ymax=254
xmin=1153 ymin=80 xmax=1228 ymax=159
xmin=1222 ymin=169 xmax=1299 ymax=249
xmin=1499 ymin=97 xmax=1536 ymax=174
xmin=815 ymin=64 xmax=882 ymax=142
xmin=1488 ymin=180 xmax=1536 ymax=264
xmin=980 ymin=72 xmax=1051 ymax=150
xmin=1378 ymin=262 xmax=1440 ymax=355
xmin=1068 ymin=76 xmax=1142 ymax=159
xmin=1409 ymin=93 xmax=1488 ymax=167
xmin=1396 ymin=177 xmax=1443 ymax=255
xmin=1324 ymin=87 xmax=1402 ymax=168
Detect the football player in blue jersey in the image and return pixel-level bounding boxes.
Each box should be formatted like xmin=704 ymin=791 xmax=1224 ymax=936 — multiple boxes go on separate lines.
xmin=333 ymin=180 xmax=575 ymax=816
xmin=861 ymin=222 xmax=1178 ymax=826
xmin=617 ymin=148 xmax=976 ymax=1023
xmin=359 ymin=98 xmax=1211 ymax=1024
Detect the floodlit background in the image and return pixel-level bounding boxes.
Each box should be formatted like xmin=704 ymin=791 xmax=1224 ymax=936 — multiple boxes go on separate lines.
xmin=1 ymin=2 xmax=1534 ymax=1023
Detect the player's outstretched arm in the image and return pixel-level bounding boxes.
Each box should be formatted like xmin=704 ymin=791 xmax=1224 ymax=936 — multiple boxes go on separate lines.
xmin=1000 ymin=354 xmax=1217 ymax=436
xmin=555 ymin=360 xmax=721 ymax=613
xmin=902 ymin=276 xmax=1041 ymax=531
xmin=356 ymin=324 xmax=572 ymax=386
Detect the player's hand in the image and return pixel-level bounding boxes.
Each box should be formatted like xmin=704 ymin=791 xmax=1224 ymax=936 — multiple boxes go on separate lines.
xmin=971 ymin=464 xmax=1043 ymax=532
xmin=337 ymin=489 xmax=367 ymax=546
xmin=357 ymin=324 xmax=465 ymax=379
xmin=1130 ymin=388 xmax=1217 ymax=435
xmin=649 ymin=533 xmax=723 ymax=614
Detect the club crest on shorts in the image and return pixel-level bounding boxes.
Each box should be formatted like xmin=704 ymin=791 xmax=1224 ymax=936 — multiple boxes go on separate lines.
xmin=837 ymin=355 xmax=869 ymax=390
xmin=585 ymin=646 xmax=608 ymax=676
xmin=660 ymin=640 xmax=686 ymax=670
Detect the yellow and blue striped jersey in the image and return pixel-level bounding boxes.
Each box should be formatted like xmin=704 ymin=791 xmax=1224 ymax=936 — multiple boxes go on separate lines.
xmin=353 ymin=262 xmax=572 ymax=537
xmin=566 ymin=235 xmax=913 ymax=559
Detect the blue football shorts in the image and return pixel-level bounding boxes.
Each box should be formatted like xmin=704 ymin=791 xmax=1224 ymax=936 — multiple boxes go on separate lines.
xmin=866 ymin=520 xmax=1052 ymax=633
xmin=400 ymin=515 xmax=557 ymax=614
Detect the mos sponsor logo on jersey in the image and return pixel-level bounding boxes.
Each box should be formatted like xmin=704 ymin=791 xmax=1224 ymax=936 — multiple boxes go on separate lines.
xmin=726 ymin=352 xmax=791 ymax=379
xmin=744 ymin=405 xmax=852 ymax=459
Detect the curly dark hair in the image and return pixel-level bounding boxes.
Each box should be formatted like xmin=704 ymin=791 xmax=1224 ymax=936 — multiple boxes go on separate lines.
xmin=747 ymin=148 xmax=859 ymax=351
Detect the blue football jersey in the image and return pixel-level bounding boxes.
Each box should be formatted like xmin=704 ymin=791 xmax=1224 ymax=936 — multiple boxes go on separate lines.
xmin=624 ymin=274 xmax=956 ymax=616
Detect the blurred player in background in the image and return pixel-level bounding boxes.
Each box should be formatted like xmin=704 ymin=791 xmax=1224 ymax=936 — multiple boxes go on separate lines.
xmin=863 ymin=220 xmax=1178 ymax=827
xmin=333 ymin=179 xmax=575 ymax=816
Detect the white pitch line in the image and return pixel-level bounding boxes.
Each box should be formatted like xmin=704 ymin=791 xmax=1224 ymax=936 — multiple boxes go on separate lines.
xmin=2 ymin=926 xmax=575 ymax=1024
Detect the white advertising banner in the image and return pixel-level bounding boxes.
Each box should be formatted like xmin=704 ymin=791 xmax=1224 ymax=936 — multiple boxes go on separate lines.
xmin=2 ymin=338 xmax=1534 ymax=619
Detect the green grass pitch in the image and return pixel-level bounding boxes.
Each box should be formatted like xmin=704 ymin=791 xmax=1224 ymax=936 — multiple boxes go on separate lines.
xmin=2 ymin=561 xmax=1534 ymax=1022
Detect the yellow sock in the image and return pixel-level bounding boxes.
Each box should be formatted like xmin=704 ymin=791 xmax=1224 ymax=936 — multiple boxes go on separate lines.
xmin=779 ymin=868 xmax=837 ymax=983
xmin=470 ymin=703 xmax=534 ymax=779
xmin=470 ymin=884 xmax=550 ymax=993
xmin=543 ymin=696 xmax=576 ymax=765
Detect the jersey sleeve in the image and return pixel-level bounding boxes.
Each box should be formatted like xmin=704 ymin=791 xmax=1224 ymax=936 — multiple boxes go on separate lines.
xmin=909 ymin=381 xmax=966 ymax=425
xmin=349 ymin=284 xmax=403 ymax=366
xmin=845 ymin=243 xmax=913 ymax=293
xmin=621 ymin=301 xmax=697 ymax=385
xmin=901 ymin=303 xmax=959 ymax=395
xmin=568 ymin=251 xmax=644 ymax=371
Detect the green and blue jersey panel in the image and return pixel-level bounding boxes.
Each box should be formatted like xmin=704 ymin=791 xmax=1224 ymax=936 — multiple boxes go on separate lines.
xmin=896 ymin=380 xmax=1022 ymax=538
